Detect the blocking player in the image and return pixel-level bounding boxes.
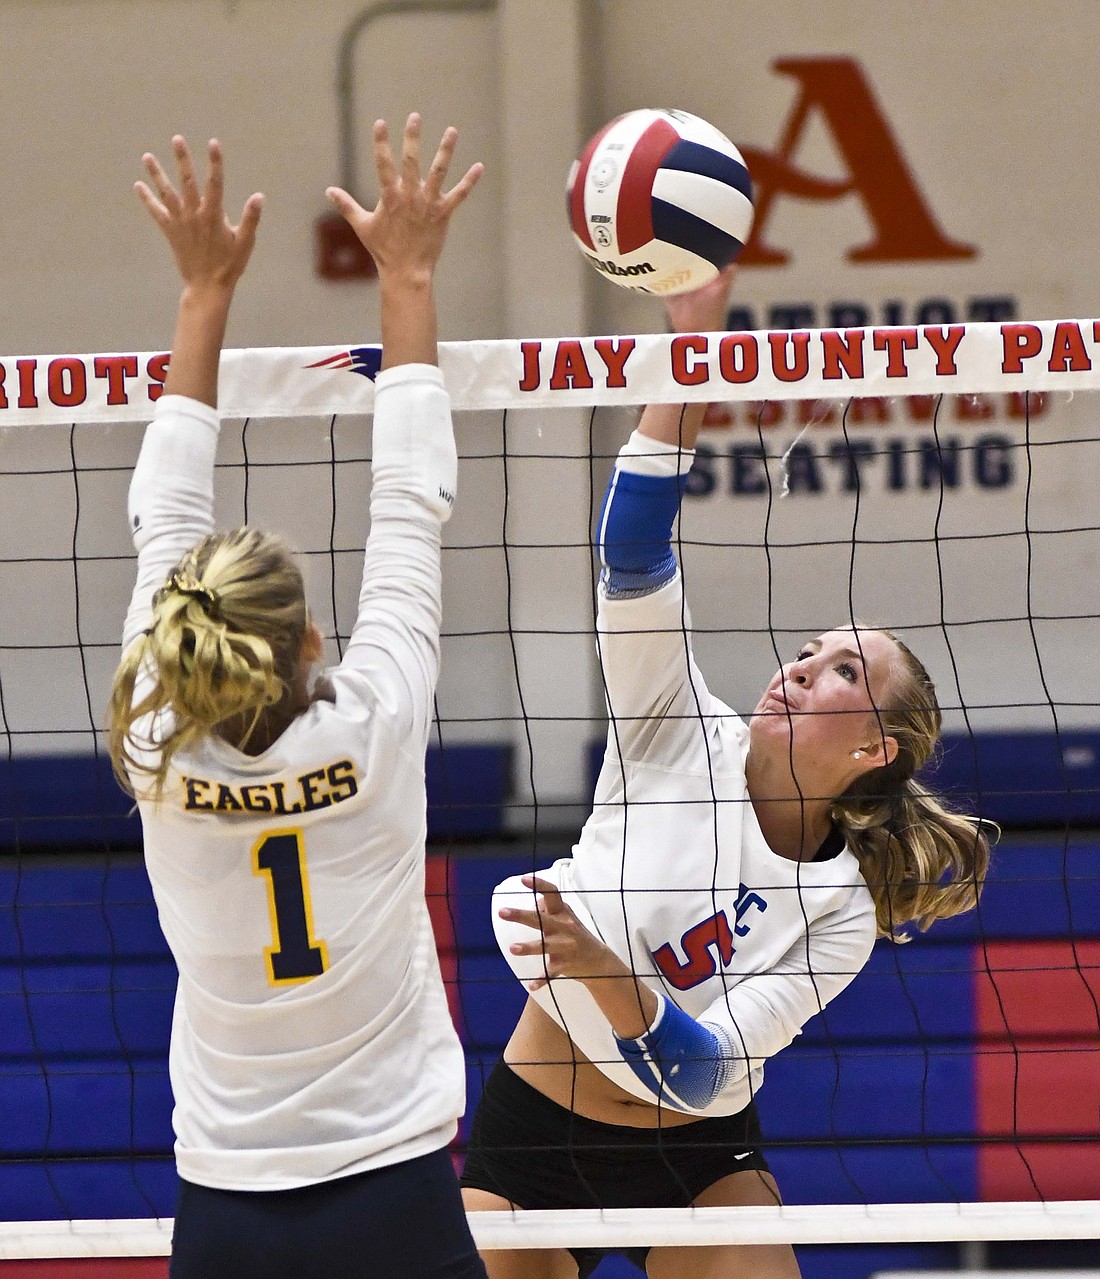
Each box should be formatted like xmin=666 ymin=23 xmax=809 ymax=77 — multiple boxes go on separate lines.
xmin=108 ymin=118 xmax=485 ymax=1279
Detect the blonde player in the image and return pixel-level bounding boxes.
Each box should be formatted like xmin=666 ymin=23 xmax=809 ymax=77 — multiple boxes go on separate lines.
xmin=108 ymin=119 xmax=485 ymax=1279
xmin=461 ymin=268 xmax=992 ymax=1279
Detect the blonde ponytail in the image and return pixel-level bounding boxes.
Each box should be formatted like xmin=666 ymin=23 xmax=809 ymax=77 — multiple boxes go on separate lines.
xmin=108 ymin=528 xmax=308 ymax=798
xmin=833 ymin=632 xmax=995 ymax=940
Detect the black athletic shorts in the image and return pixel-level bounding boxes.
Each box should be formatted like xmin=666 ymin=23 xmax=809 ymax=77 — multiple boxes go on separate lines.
xmin=171 ymin=1146 xmax=486 ymax=1279
xmin=460 ymin=1059 xmax=772 ymax=1278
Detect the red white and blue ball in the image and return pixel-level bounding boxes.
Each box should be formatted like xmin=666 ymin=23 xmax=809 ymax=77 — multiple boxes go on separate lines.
xmin=567 ymin=108 xmax=754 ymax=296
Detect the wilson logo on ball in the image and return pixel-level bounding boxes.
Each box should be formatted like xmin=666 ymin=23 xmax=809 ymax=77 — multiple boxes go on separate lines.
xmin=588 ymin=257 xmax=657 ymax=279
xmin=567 ymin=108 xmax=754 ymax=296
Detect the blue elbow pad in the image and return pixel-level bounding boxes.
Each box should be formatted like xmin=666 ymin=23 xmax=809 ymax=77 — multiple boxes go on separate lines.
xmin=596 ymin=468 xmax=688 ymax=596
xmin=614 ymin=996 xmax=734 ymax=1111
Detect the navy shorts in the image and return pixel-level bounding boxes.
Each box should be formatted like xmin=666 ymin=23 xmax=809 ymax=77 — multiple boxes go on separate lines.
xmin=461 ymin=1060 xmax=772 ymax=1278
xmin=171 ymin=1146 xmax=486 ymax=1279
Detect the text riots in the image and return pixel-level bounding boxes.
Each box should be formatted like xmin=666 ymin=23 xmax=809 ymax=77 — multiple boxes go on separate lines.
xmin=0 ymin=354 xmax=169 ymax=412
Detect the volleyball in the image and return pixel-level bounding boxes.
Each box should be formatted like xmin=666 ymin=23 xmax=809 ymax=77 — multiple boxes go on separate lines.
xmin=566 ymin=108 xmax=754 ymax=296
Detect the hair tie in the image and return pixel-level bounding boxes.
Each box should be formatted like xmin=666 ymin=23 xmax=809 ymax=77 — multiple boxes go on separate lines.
xmin=164 ymin=570 xmax=221 ymax=618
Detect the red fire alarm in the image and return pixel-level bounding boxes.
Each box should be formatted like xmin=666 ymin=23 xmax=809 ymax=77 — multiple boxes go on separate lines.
xmin=314 ymin=210 xmax=378 ymax=281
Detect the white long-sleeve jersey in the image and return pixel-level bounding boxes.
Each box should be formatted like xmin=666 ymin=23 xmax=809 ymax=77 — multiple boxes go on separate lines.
xmin=120 ymin=368 xmax=466 ymax=1191
xmin=494 ymin=452 xmax=878 ymax=1119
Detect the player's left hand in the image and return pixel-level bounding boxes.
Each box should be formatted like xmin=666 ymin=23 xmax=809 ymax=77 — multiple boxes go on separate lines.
xmin=325 ymin=113 xmax=482 ymax=284
xmin=499 ymin=875 xmax=622 ymax=991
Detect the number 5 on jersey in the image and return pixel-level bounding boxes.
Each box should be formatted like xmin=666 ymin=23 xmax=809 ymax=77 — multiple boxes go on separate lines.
xmin=253 ymin=829 xmax=329 ymax=984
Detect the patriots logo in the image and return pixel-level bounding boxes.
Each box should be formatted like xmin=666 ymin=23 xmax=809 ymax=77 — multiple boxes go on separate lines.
xmin=306 ymin=346 xmax=383 ymax=381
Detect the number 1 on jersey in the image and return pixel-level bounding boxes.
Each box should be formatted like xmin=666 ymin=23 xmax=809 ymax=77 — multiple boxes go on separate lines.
xmin=253 ymin=829 xmax=329 ymax=984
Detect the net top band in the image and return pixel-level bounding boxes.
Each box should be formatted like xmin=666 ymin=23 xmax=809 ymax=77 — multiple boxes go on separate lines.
xmin=2 ymin=318 xmax=1099 ymax=424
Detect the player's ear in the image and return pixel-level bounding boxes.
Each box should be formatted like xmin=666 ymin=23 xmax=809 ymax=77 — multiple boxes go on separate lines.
xmin=854 ymin=735 xmax=898 ymax=770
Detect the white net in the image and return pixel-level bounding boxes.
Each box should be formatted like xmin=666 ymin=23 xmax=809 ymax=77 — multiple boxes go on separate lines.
xmin=0 ymin=323 xmax=1097 ymax=1276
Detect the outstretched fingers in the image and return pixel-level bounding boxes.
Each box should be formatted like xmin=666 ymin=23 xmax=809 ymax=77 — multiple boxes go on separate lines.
xmin=325 ymin=185 xmax=365 ymax=223
xmin=204 ymin=138 xmax=225 ymax=214
xmin=399 ymin=112 xmax=423 ymax=188
xmin=136 ymin=137 xmax=227 ymax=226
xmin=201 ymin=138 xmax=263 ymax=242
xmin=372 ymin=118 xmax=398 ymax=197
xmin=136 ymin=150 xmax=179 ymax=223
xmin=334 ymin=114 xmax=481 ymax=281
xmin=173 ymin=135 xmax=202 ymax=211
xmin=425 ymin=125 xmax=483 ymax=213
xmin=374 ymin=114 xmax=483 ymax=211
xmin=234 ymin=191 xmax=265 ymax=259
xmin=134 ymin=178 xmax=168 ymax=227
xmin=424 ymin=126 xmax=457 ymax=197
xmin=442 ymin=159 xmax=483 ymax=215
xmin=137 ymin=134 xmax=263 ymax=289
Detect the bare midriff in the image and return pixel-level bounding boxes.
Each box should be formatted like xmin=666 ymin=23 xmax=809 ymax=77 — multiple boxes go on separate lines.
xmin=502 ymin=998 xmax=699 ymax=1129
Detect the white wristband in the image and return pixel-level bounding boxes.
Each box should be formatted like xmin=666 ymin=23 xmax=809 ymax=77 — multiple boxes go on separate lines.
xmin=617 ymin=429 xmax=695 ymax=478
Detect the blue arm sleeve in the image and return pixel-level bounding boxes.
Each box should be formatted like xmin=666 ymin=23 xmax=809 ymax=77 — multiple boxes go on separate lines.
xmin=596 ymin=467 xmax=689 ymax=597
xmin=614 ymin=996 xmax=735 ymax=1111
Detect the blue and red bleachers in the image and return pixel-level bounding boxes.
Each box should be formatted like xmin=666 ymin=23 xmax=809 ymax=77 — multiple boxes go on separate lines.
xmin=0 ymin=739 xmax=1098 ymax=1278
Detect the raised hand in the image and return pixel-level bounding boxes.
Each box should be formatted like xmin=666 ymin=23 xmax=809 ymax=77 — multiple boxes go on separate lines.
xmin=325 ymin=114 xmax=483 ymax=286
xmin=136 ymin=136 xmax=263 ymax=294
xmin=635 ymin=263 xmax=739 ymax=449
xmin=138 ymin=136 xmax=261 ymax=406
xmin=324 ymin=114 xmax=482 ymax=368
xmin=664 ymin=262 xmax=738 ymax=336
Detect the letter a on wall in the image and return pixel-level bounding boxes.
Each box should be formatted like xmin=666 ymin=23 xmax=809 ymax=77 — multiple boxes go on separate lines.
xmin=740 ymin=56 xmax=977 ymax=265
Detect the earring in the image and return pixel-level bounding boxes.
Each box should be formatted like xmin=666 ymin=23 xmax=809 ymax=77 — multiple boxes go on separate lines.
xmin=852 ymin=751 xmax=862 ymax=759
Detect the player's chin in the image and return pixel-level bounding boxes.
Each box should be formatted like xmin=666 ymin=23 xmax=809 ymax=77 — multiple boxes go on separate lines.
xmin=748 ymin=707 xmax=795 ymax=744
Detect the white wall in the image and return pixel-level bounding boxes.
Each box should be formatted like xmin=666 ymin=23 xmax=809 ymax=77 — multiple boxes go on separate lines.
xmin=1 ymin=0 xmax=1099 ymax=821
